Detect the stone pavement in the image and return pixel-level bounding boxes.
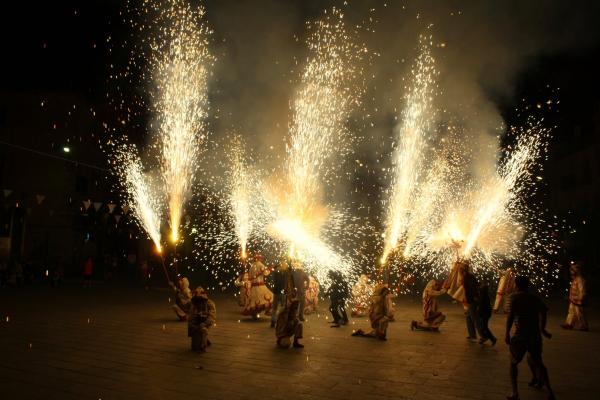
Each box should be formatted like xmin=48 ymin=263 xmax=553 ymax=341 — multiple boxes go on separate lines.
xmin=0 ymin=283 xmax=598 ymax=400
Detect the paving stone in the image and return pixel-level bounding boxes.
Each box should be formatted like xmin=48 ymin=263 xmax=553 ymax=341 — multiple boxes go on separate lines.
xmin=1 ymin=284 xmax=598 ymax=400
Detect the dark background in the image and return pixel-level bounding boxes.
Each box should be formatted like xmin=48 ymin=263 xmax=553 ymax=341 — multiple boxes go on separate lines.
xmin=1 ymin=1 xmax=599 ymax=291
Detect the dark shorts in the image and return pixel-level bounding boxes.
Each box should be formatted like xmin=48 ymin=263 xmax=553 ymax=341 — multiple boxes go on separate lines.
xmin=509 ymin=336 xmax=542 ymax=364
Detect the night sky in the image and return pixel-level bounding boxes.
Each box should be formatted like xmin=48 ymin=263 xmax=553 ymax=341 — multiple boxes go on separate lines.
xmin=1 ymin=0 xmax=600 ymax=269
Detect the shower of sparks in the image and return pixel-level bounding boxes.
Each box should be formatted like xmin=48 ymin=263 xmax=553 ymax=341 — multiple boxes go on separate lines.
xmin=264 ymin=7 xmax=368 ymax=286
xmin=381 ymin=35 xmax=437 ymax=264
xmin=378 ymin=38 xmax=560 ymax=293
xmin=149 ymin=0 xmax=214 ymax=243
xmin=115 ymin=146 xmax=163 ymax=252
xmin=228 ymin=137 xmax=252 ymax=259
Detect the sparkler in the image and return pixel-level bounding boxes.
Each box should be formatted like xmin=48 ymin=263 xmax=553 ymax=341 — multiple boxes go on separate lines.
xmin=228 ymin=137 xmax=252 ymax=259
xmin=381 ymin=35 xmax=437 ymax=264
xmin=150 ymin=0 xmax=214 ymax=243
xmin=115 ymin=146 xmax=163 ymax=253
xmin=266 ymin=8 xmax=366 ymax=285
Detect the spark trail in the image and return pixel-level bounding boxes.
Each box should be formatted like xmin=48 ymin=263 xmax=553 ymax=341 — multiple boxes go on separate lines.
xmin=150 ymin=0 xmax=214 ymax=243
xmin=228 ymin=137 xmax=252 ymax=259
xmin=381 ymin=35 xmax=437 ymax=263
xmin=267 ymin=8 xmax=367 ymax=285
xmin=115 ymin=146 xmax=163 ymax=252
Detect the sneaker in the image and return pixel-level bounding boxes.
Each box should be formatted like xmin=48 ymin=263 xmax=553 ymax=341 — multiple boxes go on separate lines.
xmin=293 ymin=341 xmax=304 ymax=348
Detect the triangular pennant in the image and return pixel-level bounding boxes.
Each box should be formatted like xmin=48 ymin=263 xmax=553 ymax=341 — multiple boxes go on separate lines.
xmin=3 ymin=189 xmax=12 ymax=198
xmin=115 ymin=214 xmax=122 ymax=223
xmin=93 ymin=202 xmax=103 ymax=211
xmin=36 ymin=195 xmax=45 ymax=205
xmin=82 ymin=199 xmax=91 ymax=210
xmin=121 ymin=204 xmax=130 ymax=215
xmin=108 ymin=203 xmax=116 ymax=214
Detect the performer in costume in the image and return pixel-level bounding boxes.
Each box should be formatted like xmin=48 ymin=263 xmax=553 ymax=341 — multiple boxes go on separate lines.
xmin=304 ymin=275 xmax=320 ymax=315
xmin=411 ymin=279 xmax=446 ymax=331
xmin=351 ymin=284 xmax=393 ymax=340
xmin=351 ymin=274 xmax=374 ymax=317
xmin=188 ymin=287 xmax=216 ymax=353
xmin=270 ymin=260 xmax=294 ymax=327
xmin=327 ymin=270 xmax=350 ymax=327
xmin=444 ymin=259 xmax=467 ymax=306
xmin=234 ymin=266 xmax=251 ymax=309
xmin=561 ymin=262 xmax=588 ymax=331
xmin=276 ymin=298 xmax=304 ymax=348
xmin=170 ymin=276 xmax=192 ymax=321
xmin=292 ymin=261 xmax=309 ymax=321
xmin=242 ymin=254 xmax=273 ymax=319
xmin=494 ymin=267 xmax=516 ymax=313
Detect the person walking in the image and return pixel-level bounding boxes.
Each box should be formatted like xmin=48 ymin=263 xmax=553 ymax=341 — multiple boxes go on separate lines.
xmin=478 ymin=282 xmax=497 ymax=345
xmin=505 ymin=276 xmax=555 ymax=400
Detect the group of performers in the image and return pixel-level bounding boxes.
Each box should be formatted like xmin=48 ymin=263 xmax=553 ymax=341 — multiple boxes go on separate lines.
xmin=233 ymin=255 xmax=320 ymax=324
xmin=169 ymin=253 xmax=589 ymax=363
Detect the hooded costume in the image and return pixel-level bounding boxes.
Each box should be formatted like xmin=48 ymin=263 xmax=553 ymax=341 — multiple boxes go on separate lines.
xmin=304 ymin=275 xmax=320 ymax=315
xmin=171 ymin=277 xmax=192 ymax=320
xmin=188 ymin=287 xmax=216 ymax=352
xmin=412 ymin=279 xmax=446 ymax=331
xmin=493 ymin=268 xmax=516 ymax=313
xmin=563 ymin=264 xmax=588 ymax=331
xmin=242 ymin=256 xmax=273 ymax=317
xmin=276 ymin=299 xmax=304 ymax=348
xmin=351 ymin=274 xmax=374 ymax=317
xmin=352 ymin=284 xmax=392 ymax=340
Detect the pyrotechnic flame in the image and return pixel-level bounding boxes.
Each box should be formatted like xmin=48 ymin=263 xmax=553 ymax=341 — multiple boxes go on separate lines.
xmin=382 ymin=35 xmax=437 ymax=263
xmin=266 ymin=7 xmax=366 ymax=286
xmin=150 ymin=0 xmax=214 ymax=243
xmin=462 ymin=119 xmax=548 ymax=257
xmin=116 ymin=146 xmax=163 ymax=252
xmin=228 ymin=137 xmax=252 ymax=259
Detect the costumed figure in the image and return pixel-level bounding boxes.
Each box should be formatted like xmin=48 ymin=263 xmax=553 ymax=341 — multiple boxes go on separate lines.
xmin=443 ymin=259 xmax=467 ymax=306
xmin=170 ymin=276 xmax=192 ymax=321
xmin=234 ymin=267 xmax=251 ymax=308
xmin=292 ymin=261 xmax=309 ymax=320
xmin=561 ymin=262 xmax=588 ymax=331
xmin=327 ymin=270 xmax=350 ymax=327
xmin=411 ymin=279 xmax=447 ymax=331
xmin=304 ymin=275 xmax=320 ymax=315
xmin=351 ymin=284 xmax=393 ymax=340
xmin=242 ymin=254 xmax=273 ymax=318
xmin=188 ymin=287 xmax=216 ymax=353
xmin=494 ymin=267 xmax=516 ymax=313
xmin=351 ymin=274 xmax=374 ymax=317
xmin=270 ymin=260 xmax=294 ymax=327
xmin=275 ymin=298 xmax=304 ymax=348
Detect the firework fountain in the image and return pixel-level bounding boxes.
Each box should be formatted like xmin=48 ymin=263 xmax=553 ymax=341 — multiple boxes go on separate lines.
xmin=381 ymin=35 xmax=438 ymax=264
xmin=228 ymin=137 xmax=253 ymax=259
xmin=149 ymin=0 xmax=214 ymax=243
xmin=115 ymin=146 xmax=163 ymax=253
xmin=108 ymin=0 xmax=214 ymax=283
xmin=264 ymin=8 xmax=367 ymax=285
xmin=380 ymin=36 xmax=558 ymax=290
